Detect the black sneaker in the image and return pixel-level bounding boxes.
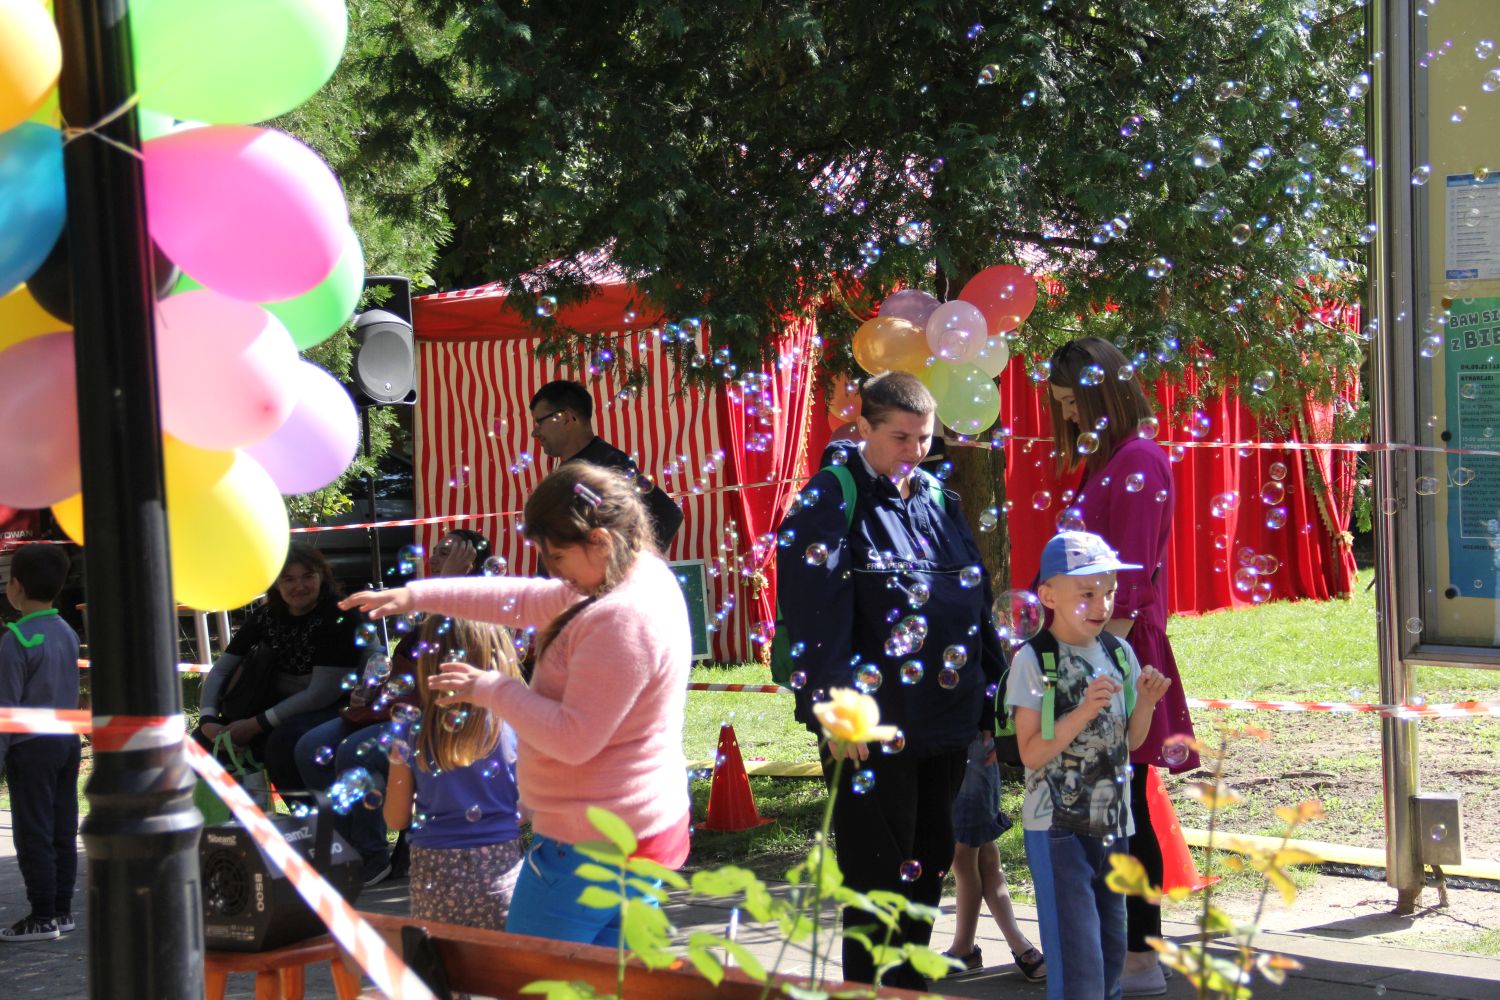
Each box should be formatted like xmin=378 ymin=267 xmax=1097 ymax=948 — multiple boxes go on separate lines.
xmin=942 ymin=945 xmax=984 ymax=977
xmin=0 ymin=915 xmax=60 ymax=943
xmin=55 ymin=914 xmax=76 ymax=934
xmin=360 ymin=855 xmax=394 ymax=888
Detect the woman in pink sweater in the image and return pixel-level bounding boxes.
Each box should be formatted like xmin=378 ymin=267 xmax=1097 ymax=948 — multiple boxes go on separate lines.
xmin=341 ymin=462 xmax=692 ymax=945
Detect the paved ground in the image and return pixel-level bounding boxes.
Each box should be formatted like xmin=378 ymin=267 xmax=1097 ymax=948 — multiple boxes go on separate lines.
xmin=4 ymin=809 xmax=1499 ymax=999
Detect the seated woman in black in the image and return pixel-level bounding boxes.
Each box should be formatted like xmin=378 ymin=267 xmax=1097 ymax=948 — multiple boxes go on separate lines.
xmin=196 ymin=546 xmax=360 ymax=791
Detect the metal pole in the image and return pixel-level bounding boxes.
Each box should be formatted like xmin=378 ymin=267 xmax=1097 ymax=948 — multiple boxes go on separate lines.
xmin=1370 ymin=0 xmax=1424 ymax=912
xmin=55 ymin=2 xmax=205 ymax=996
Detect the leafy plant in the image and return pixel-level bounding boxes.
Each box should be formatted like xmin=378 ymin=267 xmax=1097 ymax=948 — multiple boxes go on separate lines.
xmin=1108 ymin=724 xmax=1325 ymax=999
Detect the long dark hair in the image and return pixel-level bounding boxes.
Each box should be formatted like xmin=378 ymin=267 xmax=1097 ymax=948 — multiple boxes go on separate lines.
xmin=523 ymin=462 xmax=654 ymax=656
xmin=265 ymin=545 xmax=342 ymax=613
xmin=1047 ymin=337 xmax=1155 ymax=475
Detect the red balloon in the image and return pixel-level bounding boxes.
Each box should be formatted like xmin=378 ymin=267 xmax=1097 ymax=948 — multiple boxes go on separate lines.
xmin=959 ymin=265 xmax=1038 ymax=335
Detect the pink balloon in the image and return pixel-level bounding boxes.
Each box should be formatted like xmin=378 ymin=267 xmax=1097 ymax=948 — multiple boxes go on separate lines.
xmin=245 ymin=361 xmax=358 ymax=494
xmin=958 ymin=264 xmax=1039 ymax=335
xmin=0 ymin=332 xmax=78 ymax=507
xmin=879 ymin=288 xmax=940 ymax=327
xmin=144 ymin=125 xmax=348 ymax=301
xmin=157 ymin=290 xmax=298 ymax=449
xmin=925 ymin=300 xmax=987 ymax=364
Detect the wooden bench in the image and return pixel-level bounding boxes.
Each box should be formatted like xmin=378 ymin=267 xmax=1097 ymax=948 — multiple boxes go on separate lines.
xmin=204 ymin=934 xmax=362 ymax=1000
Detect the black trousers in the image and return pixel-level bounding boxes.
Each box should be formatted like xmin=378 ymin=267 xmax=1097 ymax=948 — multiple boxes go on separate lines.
xmin=1126 ymin=763 xmax=1164 ymax=951
xmin=5 ymin=735 xmax=81 ymax=919
xmin=823 ymin=744 xmax=967 ymax=990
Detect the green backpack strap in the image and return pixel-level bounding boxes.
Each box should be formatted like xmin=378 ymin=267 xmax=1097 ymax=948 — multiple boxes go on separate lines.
xmin=1039 ymin=649 xmax=1059 ymax=740
xmin=1101 ymin=632 xmax=1136 ymax=718
xmin=823 ymin=464 xmax=859 ymax=530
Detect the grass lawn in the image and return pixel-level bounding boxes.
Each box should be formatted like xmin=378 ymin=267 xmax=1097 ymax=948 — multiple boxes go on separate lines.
xmin=684 ymin=569 xmax=1500 ymax=905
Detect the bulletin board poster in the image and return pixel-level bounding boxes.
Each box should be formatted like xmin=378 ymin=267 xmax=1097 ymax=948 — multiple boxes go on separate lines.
xmin=1443 ymin=297 xmax=1500 ymax=600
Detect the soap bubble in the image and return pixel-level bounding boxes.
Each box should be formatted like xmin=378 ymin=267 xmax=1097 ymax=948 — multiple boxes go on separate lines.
xmin=942 ymin=645 xmax=969 ymax=668
xmin=396 ymin=544 xmax=424 ymax=575
xmin=1032 ymin=490 xmax=1052 ymax=511
xmin=938 ymin=666 xmax=961 ymax=689
xmin=1419 ymin=334 xmax=1444 ymax=358
xmin=1405 ymin=617 xmax=1424 ymax=635
xmin=994 ymin=590 xmax=1044 ymax=645
xmin=1251 ymin=371 xmax=1276 ymax=394
xmin=329 ymin=767 xmax=373 ymax=815
xmin=1485 ymin=68 xmax=1500 ymax=92
xmin=354 ymin=623 xmax=379 ymax=648
xmin=1265 ymin=507 xmax=1288 ymax=530
xmin=1233 ymin=567 xmax=1259 ymax=594
xmin=1336 ymin=146 xmax=1368 ymax=183
xmin=900 ymin=660 xmax=925 ymax=685
xmin=314 ymin=746 xmax=335 ymax=767
xmin=882 ymin=729 xmax=907 ymax=754
xmin=789 ymin=670 xmax=808 ymax=690
xmin=340 ymin=672 xmax=360 ymax=692
xmin=1187 ymin=412 xmax=1211 ymax=439
xmin=466 ymin=804 xmax=484 ymax=823
xmin=1138 ymin=416 xmax=1160 ymax=439
xmin=1055 ymin=506 xmax=1086 ymax=532
xmin=1269 ymin=461 xmax=1288 ymax=481
xmin=1429 ymin=823 xmax=1448 ymax=842
xmin=1261 ymin=482 xmax=1286 ymax=505
xmin=978 ymin=508 xmax=1000 ymax=533
xmin=441 ymin=708 xmax=470 ymax=733
xmin=1253 ymin=554 xmax=1280 ymax=576
xmin=1231 ymin=224 xmax=1253 ymax=245
xmin=1145 ymin=257 xmax=1173 ymax=280
xmin=1415 ymin=476 xmax=1440 ymax=495
xmin=1120 ymin=114 xmax=1143 ymax=138
xmin=976 ymin=64 xmax=1000 ymax=86
xmin=1077 ymin=431 xmax=1101 ymax=455
xmin=1453 ymin=467 xmax=1476 ymax=487
xmin=536 ymin=295 xmax=558 ymax=318
xmin=851 ymin=770 xmax=875 ymax=795
xmin=1210 ymin=491 xmax=1241 ymax=518
xmin=899 ymin=859 xmax=923 ymax=882
xmin=855 ymin=664 xmax=884 ymax=693
xmin=1161 ymin=740 xmax=1190 ymax=768
xmin=804 ymin=543 xmax=829 ymax=566
xmin=1192 ymin=136 xmax=1223 ymax=168
xmin=1411 ymin=164 xmax=1432 ymax=186
xmin=959 ymin=565 xmax=983 ymax=589
xmin=1247 ymin=146 xmax=1273 ymax=170
xmin=386 ymin=674 xmax=416 ymax=698
xmin=1124 ymin=472 xmax=1146 ymax=493
xmin=481 ymin=555 xmax=509 ymax=577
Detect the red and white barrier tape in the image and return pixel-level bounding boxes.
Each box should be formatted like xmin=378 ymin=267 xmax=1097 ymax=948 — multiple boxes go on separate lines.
xmin=183 ymin=739 xmax=435 ymax=1000
xmin=77 ymin=659 xmax=210 ymax=674
xmin=0 ymin=706 xmax=91 ymax=735
xmin=91 ymin=713 xmax=183 ymax=752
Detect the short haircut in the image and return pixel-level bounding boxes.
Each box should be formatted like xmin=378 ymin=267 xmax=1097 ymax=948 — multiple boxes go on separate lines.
xmin=529 ymin=380 xmax=594 ymax=421
xmin=1048 ymin=337 xmax=1154 ymax=475
xmin=9 ymin=543 xmax=70 ymax=603
xmin=859 ymin=371 xmax=936 ymax=426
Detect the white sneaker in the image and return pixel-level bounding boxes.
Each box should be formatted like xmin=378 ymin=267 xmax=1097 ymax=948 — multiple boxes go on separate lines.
xmin=1121 ymin=962 xmax=1167 ymax=996
xmin=0 ymin=916 xmax=60 ymax=943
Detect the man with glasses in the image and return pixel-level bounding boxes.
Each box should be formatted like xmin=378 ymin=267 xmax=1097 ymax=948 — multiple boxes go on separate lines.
xmin=528 ymin=380 xmax=684 ymax=550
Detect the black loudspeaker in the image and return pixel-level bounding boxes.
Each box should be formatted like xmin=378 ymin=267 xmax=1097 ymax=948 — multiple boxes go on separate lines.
xmin=352 ymin=275 xmax=417 ymax=406
xmin=200 ymin=796 xmax=363 ymax=952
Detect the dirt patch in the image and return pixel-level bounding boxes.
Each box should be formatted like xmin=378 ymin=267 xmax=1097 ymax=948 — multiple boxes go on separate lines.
xmin=1163 ymin=707 xmax=1500 ymax=865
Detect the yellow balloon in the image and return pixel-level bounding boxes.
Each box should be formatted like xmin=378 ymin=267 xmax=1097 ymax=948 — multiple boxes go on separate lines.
xmin=50 ymin=438 xmax=289 ymax=611
xmin=0 ymin=0 xmax=63 ymax=133
xmin=852 ymin=316 xmax=930 ymax=376
xmin=0 ymin=284 xmax=68 ymax=353
xmin=164 ymin=437 xmax=288 ymax=611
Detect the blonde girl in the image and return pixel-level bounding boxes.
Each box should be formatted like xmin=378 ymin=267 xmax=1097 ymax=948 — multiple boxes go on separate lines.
xmin=382 ymin=615 xmax=524 ymax=930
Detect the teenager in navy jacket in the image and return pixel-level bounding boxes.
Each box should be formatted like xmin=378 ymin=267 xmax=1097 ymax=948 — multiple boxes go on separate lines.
xmin=776 ymin=371 xmax=1003 ymax=990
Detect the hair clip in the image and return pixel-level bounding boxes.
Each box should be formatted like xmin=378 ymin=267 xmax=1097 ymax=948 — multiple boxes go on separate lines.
xmin=573 ymin=483 xmax=604 ymax=507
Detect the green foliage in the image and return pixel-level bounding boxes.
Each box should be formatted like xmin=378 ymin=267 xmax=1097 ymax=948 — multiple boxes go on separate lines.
xmin=354 ymin=0 xmax=1367 ymax=419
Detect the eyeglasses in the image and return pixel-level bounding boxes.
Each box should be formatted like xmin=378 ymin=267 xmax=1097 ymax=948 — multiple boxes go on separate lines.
xmin=532 ymin=410 xmax=565 ymax=432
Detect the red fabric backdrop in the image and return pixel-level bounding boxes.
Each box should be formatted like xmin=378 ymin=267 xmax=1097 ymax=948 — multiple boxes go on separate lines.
xmin=805 ymin=360 xmax=1360 ymax=617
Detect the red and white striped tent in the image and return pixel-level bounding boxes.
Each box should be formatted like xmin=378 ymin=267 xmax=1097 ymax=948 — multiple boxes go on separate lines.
xmin=410 ymin=264 xmax=821 ymax=662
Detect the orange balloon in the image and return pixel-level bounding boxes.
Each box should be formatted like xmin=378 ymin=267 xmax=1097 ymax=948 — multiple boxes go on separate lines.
xmin=852 ymin=316 xmax=930 ymax=375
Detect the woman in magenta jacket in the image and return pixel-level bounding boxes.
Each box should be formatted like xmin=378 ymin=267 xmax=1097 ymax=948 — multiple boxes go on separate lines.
xmin=1047 ymin=337 xmax=1198 ymax=996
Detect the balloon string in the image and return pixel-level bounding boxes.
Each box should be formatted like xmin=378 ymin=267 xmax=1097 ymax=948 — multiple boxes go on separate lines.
xmin=59 ymin=95 xmax=147 ymax=162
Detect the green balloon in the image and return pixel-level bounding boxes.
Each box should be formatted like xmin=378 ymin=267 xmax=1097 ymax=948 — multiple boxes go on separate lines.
xmin=936 ymin=364 xmax=1001 ymax=436
xmin=264 ymin=229 xmax=364 ymax=350
xmin=130 ymin=0 xmax=348 ymax=124
xmin=918 ymin=360 xmax=953 ymax=402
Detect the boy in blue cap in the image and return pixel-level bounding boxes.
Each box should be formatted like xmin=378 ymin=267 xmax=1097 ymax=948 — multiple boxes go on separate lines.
xmin=1006 ymin=531 xmax=1171 ymax=999
xmin=0 ymin=543 xmax=81 ymax=942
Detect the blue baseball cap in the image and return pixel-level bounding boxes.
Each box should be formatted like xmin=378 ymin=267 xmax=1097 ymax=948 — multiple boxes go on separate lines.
xmin=1039 ymin=531 xmax=1142 ymax=582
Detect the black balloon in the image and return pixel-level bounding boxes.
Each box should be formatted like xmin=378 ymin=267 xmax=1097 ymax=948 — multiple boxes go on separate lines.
xmin=27 ymin=232 xmax=182 ymax=324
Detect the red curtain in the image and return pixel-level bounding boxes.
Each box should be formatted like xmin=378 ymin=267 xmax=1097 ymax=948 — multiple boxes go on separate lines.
xmin=999 ymin=356 xmax=1361 ymax=615
xmin=720 ymin=319 xmax=823 ymax=644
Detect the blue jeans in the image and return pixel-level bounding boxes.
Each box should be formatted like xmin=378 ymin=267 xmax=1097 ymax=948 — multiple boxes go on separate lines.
xmin=505 ymin=835 xmax=661 ymax=947
xmin=293 ymin=717 xmax=390 ymax=864
xmin=1025 ymin=828 xmax=1126 ymax=1000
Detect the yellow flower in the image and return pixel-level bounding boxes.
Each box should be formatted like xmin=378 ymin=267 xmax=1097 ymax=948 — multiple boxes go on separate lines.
xmin=813 ymin=688 xmax=899 ymax=745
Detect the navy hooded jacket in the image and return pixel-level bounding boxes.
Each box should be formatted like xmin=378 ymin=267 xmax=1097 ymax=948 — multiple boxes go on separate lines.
xmin=775 ymin=440 xmax=1002 ymax=757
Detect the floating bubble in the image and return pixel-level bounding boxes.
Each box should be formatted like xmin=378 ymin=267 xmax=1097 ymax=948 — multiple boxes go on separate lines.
xmin=1405 ymin=617 xmax=1423 ymax=635
xmin=1485 ymin=68 xmax=1500 ymax=92
xmin=1460 ymin=381 xmax=1479 ymax=400
xmin=1079 ymin=364 xmax=1106 ymax=387
xmin=1144 ymin=257 xmax=1173 ymax=280
xmin=1032 ymin=490 xmax=1052 ymax=511
xmin=937 ymin=666 xmax=960 ymax=689
xmin=466 ymin=804 xmax=484 ymax=822
xmin=976 ymin=63 xmax=1000 ymax=86
xmin=481 ymin=555 xmax=509 ymax=577
xmin=1253 ymin=554 xmax=1280 ymax=576
xmin=1120 ymin=114 xmax=1143 ymax=137
xmin=329 ymin=767 xmax=374 ymax=815
xmin=1265 ymin=507 xmax=1288 ymax=530
xmin=1055 ymin=506 xmax=1086 ymax=532
xmin=1231 ymin=224 xmax=1253 ymax=246
xmin=1411 ymin=164 xmax=1433 ymax=186
xmin=851 ymin=770 xmax=875 ymax=795
xmin=441 ymin=707 xmax=470 ymax=733
xmin=1452 ymin=466 xmax=1476 ymax=487
xmin=1251 ymin=371 xmax=1276 ymax=394
xmin=1233 ymin=567 xmax=1258 ymax=594
xmin=1261 ymin=482 xmax=1286 ymax=505
xmin=994 ymin=590 xmax=1043 ymax=645
xmin=1419 ymin=334 xmax=1444 ymax=358
xmin=314 ymin=745 xmax=335 ymax=767
xmin=392 ymin=612 xmax=421 ymax=635
xmin=396 ymin=544 xmax=424 ymax=575
xmin=978 ymin=508 xmax=1000 ymax=533
xmin=1415 ymin=476 xmax=1440 ymax=496
xmin=364 ymin=788 xmax=384 ymax=810
xmin=804 ymin=543 xmax=829 ymax=566
xmin=340 ymin=672 xmax=360 ymax=692
xmin=943 ymin=645 xmax=969 ymax=668
xmin=1187 ymin=412 xmax=1211 ymax=439
xmin=749 ymin=621 xmax=775 ymax=646
xmin=882 ymin=729 xmax=907 ymax=754
xmin=1161 ymin=741 xmax=1190 ymax=768
xmin=1209 ymin=491 xmax=1241 ymax=518
xmin=1269 ymin=461 xmax=1288 ymax=481
xmin=1077 ymin=431 xmax=1101 ymax=456
xmin=1192 ymin=136 xmax=1223 ymax=168
xmin=788 ymin=670 xmax=808 ymax=690
xmin=1019 ymin=90 xmax=1037 ymax=108
xmin=855 ymin=663 xmax=884 ymax=693
xmin=1124 ymin=472 xmax=1146 ymax=494
xmin=1138 ymin=416 xmax=1160 ymax=440
xmin=906 ymin=581 xmax=931 ymax=608
xmin=386 ymin=674 xmax=416 ymax=698
xmin=354 ymin=623 xmax=379 ymax=648
xmin=789 ymin=641 xmax=806 ymax=659
xmin=536 ymin=295 xmax=558 ymax=318
xmin=959 ymin=565 xmax=983 ymax=589
xmin=899 ymin=859 xmax=923 ymax=882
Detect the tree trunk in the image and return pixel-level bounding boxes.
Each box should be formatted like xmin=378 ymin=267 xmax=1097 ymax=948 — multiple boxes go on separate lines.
xmin=950 ymin=439 xmax=1009 ymax=593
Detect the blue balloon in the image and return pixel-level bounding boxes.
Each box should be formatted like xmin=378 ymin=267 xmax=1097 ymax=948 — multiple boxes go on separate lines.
xmin=0 ymin=124 xmax=66 ymax=292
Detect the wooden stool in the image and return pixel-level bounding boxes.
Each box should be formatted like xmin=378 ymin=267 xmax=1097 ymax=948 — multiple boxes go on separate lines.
xmin=204 ymin=935 xmax=362 ymax=1000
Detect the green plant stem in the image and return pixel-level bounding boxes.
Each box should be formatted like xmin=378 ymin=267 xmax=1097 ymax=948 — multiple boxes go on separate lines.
xmin=1197 ymin=736 xmax=1228 ymax=1000
xmin=1237 ymin=824 xmax=1297 ymax=986
xmin=617 ymin=868 xmax=629 ymax=999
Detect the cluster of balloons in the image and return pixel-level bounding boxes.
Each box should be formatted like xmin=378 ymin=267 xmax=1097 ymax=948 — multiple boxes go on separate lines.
xmin=842 ymin=264 xmax=1039 ymax=436
xmin=0 ymin=0 xmax=360 ymax=611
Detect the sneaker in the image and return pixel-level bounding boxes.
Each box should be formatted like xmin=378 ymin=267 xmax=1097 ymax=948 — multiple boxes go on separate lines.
xmin=941 ymin=945 xmax=984 ymax=977
xmin=360 ymin=855 xmax=394 ymax=888
xmin=55 ymin=914 xmax=75 ymax=934
xmin=0 ymin=915 xmax=60 ymax=943
xmin=1121 ymin=962 xmax=1167 ymax=997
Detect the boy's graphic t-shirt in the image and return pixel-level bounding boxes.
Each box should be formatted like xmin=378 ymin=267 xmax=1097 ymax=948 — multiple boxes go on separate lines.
xmin=1006 ymin=633 xmax=1139 ymax=841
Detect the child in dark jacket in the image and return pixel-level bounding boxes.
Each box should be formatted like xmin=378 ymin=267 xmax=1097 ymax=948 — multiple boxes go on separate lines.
xmin=776 ymin=372 xmax=1004 ymax=990
xmin=0 ymin=544 xmax=82 ymax=942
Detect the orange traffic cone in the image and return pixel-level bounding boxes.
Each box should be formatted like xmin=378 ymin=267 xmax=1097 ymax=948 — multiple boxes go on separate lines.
xmin=700 ymin=724 xmax=773 ymax=832
xmin=1146 ymin=765 xmax=1219 ymax=892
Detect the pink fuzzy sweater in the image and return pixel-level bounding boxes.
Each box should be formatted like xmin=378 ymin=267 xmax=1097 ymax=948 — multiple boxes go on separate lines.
xmin=407 ymin=554 xmax=691 ymax=846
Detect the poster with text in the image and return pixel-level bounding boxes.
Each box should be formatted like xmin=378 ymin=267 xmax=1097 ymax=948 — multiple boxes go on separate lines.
xmin=1444 ymin=296 xmax=1500 ymax=598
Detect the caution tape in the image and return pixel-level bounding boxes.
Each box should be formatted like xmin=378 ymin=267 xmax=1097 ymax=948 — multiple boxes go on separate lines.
xmin=77 ymin=659 xmax=210 ymax=673
xmin=183 ymin=739 xmax=435 ymax=1000
xmin=682 ymin=683 xmax=1500 ymax=719
xmin=0 ymin=706 xmax=91 ymax=735
xmin=90 ymin=714 xmax=183 ymax=751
